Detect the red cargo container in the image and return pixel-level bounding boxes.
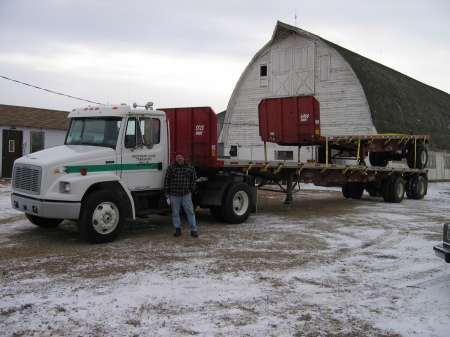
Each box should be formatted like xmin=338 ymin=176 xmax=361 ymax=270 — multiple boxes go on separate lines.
xmin=160 ymin=107 xmax=218 ymax=167
xmin=258 ymin=96 xmax=321 ymax=145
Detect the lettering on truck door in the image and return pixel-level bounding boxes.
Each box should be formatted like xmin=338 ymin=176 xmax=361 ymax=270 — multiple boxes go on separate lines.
xmin=120 ymin=117 xmax=165 ymax=191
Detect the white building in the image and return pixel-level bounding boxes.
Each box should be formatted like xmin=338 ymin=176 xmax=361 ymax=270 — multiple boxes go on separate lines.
xmin=219 ymin=21 xmax=450 ymax=181
xmin=0 ymin=105 xmax=68 ymax=178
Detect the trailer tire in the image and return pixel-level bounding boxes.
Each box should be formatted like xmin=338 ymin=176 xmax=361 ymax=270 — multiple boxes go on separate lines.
xmin=221 ymin=182 xmax=253 ymax=224
xmin=369 ymin=152 xmax=390 ymax=167
xmin=389 ymin=177 xmax=405 ymax=203
xmin=342 ymin=183 xmax=351 ymax=198
xmin=348 ymin=182 xmax=364 ymax=199
xmin=407 ymin=144 xmax=428 ymax=169
xmin=410 ymin=175 xmax=427 ymax=200
xmin=405 ymin=178 xmax=414 ymax=199
xmin=77 ymin=190 xmax=125 ymax=243
xmin=381 ymin=176 xmax=395 ymax=202
xmin=25 ymin=214 xmax=63 ymax=228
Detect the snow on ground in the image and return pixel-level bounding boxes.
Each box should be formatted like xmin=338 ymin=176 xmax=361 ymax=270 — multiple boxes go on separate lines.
xmin=1 ymin=181 xmax=449 ymax=337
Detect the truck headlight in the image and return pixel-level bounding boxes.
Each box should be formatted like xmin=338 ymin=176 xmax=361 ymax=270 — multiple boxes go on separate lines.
xmin=60 ymin=182 xmax=71 ymax=193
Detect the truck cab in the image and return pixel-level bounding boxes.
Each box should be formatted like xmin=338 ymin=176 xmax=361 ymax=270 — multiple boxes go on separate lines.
xmin=11 ymin=103 xmax=170 ymax=243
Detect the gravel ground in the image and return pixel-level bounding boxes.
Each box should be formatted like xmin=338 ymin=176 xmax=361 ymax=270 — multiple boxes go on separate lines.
xmin=1 ymin=180 xmax=449 ymax=337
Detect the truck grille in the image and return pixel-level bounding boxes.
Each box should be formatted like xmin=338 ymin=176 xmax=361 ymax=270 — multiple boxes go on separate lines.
xmin=12 ymin=164 xmax=42 ymax=195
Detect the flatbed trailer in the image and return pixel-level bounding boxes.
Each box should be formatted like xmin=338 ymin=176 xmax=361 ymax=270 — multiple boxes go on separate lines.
xmin=211 ymin=158 xmax=427 ymax=204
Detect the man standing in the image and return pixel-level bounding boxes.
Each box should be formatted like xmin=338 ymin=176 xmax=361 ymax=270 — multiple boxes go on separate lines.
xmin=164 ymin=150 xmax=198 ymax=237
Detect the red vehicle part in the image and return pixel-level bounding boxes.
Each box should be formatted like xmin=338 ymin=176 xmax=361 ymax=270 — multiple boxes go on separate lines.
xmin=258 ymin=96 xmax=321 ymax=145
xmin=161 ymin=107 xmax=218 ymax=167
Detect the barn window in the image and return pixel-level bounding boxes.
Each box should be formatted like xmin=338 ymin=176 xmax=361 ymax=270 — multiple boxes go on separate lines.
xmin=276 ymin=151 xmax=293 ymax=160
xmin=428 ymin=155 xmax=436 ymax=168
xmin=260 ymin=64 xmax=268 ymax=77
xmin=229 ymin=145 xmax=238 ymax=157
xmin=444 ymin=157 xmax=450 ymax=168
xmin=319 ymin=55 xmax=330 ymax=81
xmin=260 ymin=63 xmax=269 ymax=87
xmin=31 ymin=132 xmax=45 ymax=153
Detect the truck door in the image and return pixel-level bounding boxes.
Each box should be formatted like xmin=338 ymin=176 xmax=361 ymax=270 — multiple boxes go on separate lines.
xmin=120 ymin=117 xmax=165 ymax=191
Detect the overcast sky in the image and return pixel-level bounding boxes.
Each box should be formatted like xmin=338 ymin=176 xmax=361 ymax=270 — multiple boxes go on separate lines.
xmin=1 ymin=0 xmax=449 ymax=113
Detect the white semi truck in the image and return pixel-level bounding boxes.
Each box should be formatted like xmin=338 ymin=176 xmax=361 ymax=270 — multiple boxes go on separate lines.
xmin=11 ymin=96 xmax=429 ymax=243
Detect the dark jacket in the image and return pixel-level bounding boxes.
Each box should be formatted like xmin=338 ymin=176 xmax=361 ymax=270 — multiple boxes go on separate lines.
xmin=164 ymin=162 xmax=197 ymax=197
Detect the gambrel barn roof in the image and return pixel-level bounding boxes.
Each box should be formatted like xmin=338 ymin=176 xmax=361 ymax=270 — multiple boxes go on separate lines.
xmin=276 ymin=21 xmax=450 ymax=151
xmin=0 ymin=104 xmax=69 ymax=130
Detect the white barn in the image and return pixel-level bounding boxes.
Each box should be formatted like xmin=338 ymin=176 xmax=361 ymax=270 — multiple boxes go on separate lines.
xmin=219 ymin=21 xmax=450 ymax=181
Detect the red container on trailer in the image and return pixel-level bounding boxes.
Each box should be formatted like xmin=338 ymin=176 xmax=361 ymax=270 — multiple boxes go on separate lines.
xmin=258 ymin=96 xmax=321 ymax=145
xmin=160 ymin=107 xmax=218 ymax=166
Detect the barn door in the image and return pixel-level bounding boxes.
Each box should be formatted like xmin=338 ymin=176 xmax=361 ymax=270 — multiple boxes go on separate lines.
xmin=2 ymin=129 xmax=23 ymax=178
xmin=272 ymin=48 xmax=292 ymax=96
xmin=271 ymin=38 xmax=315 ymax=96
xmin=292 ymin=43 xmax=315 ymax=95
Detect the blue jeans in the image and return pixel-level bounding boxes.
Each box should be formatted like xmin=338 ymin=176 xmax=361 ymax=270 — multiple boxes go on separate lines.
xmin=170 ymin=193 xmax=197 ymax=231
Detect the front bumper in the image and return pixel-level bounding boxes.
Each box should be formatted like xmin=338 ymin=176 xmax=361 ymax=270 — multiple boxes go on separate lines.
xmin=11 ymin=193 xmax=81 ymax=220
xmin=433 ymin=244 xmax=450 ymax=263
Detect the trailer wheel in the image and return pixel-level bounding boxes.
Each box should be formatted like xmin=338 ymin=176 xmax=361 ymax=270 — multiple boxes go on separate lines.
xmin=410 ymin=175 xmax=427 ymax=200
xmin=369 ymin=152 xmax=390 ymax=167
xmin=221 ymin=182 xmax=253 ymax=224
xmin=25 ymin=214 xmax=63 ymax=228
xmin=405 ymin=178 xmax=414 ymax=199
xmin=77 ymin=190 xmax=125 ymax=243
xmin=342 ymin=183 xmax=350 ymax=198
xmin=348 ymin=182 xmax=364 ymax=199
xmin=407 ymin=144 xmax=428 ymax=169
xmin=389 ymin=177 xmax=405 ymax=203
xmin=381 ymin=176 xmax=395 ymax=202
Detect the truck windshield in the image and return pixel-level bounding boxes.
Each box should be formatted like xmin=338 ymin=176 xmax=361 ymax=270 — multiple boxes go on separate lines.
xmin=65 ymin=117 xmax=122 ymax=149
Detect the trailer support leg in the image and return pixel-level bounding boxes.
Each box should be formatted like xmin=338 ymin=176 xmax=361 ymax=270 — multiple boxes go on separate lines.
xmin=284 ymin=171 xmax=294 ymax=204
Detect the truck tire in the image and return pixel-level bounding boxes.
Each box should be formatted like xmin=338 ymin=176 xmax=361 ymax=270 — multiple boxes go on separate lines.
xmin=348 ymin=182 xmax=365 ymax=199
xmin=407 ymin=144 xmax=428 ymax=169
xmin=410 ymin=175 xmax=427 ymax=200
xmin=25 ymin=214 xmax=63 ymax=228
xmin=388 ymin=177 xmax=405 ymax=203
xmin=221 ymin=182 xmax=253 ymax=224
xmin=342 ymin=183 xmax=350 ymax=198
xmin=369 ymin=152 xmax=390 ymax=167
xmin=405 ymin=177 xmax=414 ymax=199
xmin=381 ymin=176 xmax=395 ymax=202
xmin=77 ymin=190 xmax=126 ymax=243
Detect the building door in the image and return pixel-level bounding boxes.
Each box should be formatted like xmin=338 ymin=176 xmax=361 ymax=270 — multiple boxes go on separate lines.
xmin=2 ymin=129 xmax=23 ymax=178
xmin=271 ymin=37 xmax=315 ymax=97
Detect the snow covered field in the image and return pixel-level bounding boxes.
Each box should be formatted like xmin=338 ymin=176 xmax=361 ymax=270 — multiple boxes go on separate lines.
xmin=1 ymin=180 xmax=449 ymax=336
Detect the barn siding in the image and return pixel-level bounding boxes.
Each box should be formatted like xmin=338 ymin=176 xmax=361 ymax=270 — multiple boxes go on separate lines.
xmin=222 ymin=31 xmax=376 ymax=161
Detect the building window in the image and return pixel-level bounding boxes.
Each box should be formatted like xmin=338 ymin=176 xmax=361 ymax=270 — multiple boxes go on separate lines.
xmin=260 ymin=64 xmax=268 ymax=77
xmin=260 ymin=63 xmax=268 ymax=87
xmin=229 ymin=145 xmax=238 ymax=157
xmin=427 ymin=155 xmax=436 ymax=168
xmin=319 ymin=55 xmax=330 ymax=81
xmin=9 ymin=140 xmax=15 ymax=152
xmin=445 ymin=157 xmax=450 ymax=169
xmin=30 ymin=132 xmax=45 ymax=153
xmin=276 ymin=151 xmax=293 ymax=160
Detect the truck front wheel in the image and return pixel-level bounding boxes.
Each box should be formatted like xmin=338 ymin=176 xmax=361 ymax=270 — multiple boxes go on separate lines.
xmin=25 ymin=214 xmax=63 ymax=228
xmin=221 ymin=182 xmax=253 ymax=224
xmin=77 ymin=191 xmax=125 ymax=243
